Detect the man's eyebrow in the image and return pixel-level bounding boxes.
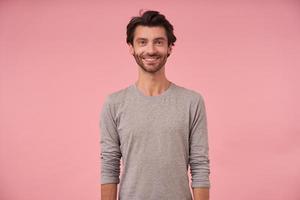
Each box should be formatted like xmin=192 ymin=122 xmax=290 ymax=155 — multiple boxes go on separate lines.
xmin=136 ymin=38 xmax=147 ymax=41
xmin=153 ymin=37 xmax=166 ymax=40
xmin=136 ymin=37 xmax=166 ymax=41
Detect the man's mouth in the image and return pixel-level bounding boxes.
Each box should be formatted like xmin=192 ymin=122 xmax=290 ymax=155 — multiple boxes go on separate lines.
xmin=142 ymin=57 xmax=159 ymax=62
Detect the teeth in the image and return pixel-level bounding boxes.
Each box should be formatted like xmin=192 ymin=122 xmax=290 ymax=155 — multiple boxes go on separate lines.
xmin=144 ymin=58 xmax=158 ymax=61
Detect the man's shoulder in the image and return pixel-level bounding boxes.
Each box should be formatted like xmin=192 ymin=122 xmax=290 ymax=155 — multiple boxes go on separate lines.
xmin=174 ymin=83 xmax=205 ymax=102
xmin=103 ymin=84 xmax=133 ymax=105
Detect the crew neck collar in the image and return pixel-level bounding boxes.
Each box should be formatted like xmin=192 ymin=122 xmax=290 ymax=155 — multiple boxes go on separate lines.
xmin=132 ymin=81 xmax=175 ymax=100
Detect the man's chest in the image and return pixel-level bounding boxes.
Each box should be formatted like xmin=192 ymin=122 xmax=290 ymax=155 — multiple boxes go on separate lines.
xmin=115 ymin=100 xmax=191 ymax=156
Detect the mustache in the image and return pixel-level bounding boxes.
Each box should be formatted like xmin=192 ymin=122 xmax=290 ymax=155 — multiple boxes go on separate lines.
xmin=142 ymin=54 xmax=160 ymax=58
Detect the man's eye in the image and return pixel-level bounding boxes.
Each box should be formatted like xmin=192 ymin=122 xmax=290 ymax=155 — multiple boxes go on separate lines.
xmin=139 ymin=41 xmax=146 ymax=45
xmin=156 ymin=41 xmax=163 ymax=45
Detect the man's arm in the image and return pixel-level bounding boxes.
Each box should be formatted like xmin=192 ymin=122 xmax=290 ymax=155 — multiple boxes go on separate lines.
xmin=101 ymin=183 xmax=118 ymax=200
xmin=189 ymin=94 xmax=211 ymax=199
xmin=193 ymin=187 xmax=209 ymax=200
xmin=99 ymin=96 xmax=122 ymax=200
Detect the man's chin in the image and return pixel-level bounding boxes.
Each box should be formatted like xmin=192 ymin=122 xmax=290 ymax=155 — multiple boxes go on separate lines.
xmin=140 ymin=64 xmax=163 ymax=73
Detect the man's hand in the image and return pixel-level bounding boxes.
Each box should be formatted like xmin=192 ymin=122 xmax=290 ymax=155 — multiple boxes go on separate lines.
xmin=192 ymin=187 xmax=209 ymax=200
xmin=101 ymin=183 xmax=117 ymax=200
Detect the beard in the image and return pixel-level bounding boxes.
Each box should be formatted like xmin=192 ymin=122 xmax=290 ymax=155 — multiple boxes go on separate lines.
xmin=132 ymin=52 xmax=170 ymax=74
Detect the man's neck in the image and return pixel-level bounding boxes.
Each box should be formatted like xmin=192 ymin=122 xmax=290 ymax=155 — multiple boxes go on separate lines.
xmin=135 ymin=79 xmax=171 ymax=96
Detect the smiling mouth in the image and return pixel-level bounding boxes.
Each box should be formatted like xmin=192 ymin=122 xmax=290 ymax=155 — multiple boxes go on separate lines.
xmin=143 ymin=57 xmax=159 ymax=62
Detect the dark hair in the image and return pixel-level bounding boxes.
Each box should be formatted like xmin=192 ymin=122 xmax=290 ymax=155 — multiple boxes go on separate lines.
xmin=126 ymin=10 xmax=177 ymax=47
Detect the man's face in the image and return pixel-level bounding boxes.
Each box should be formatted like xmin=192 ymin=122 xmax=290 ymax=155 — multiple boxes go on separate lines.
xmin=129 ymin=25 xmax=172 ymax=74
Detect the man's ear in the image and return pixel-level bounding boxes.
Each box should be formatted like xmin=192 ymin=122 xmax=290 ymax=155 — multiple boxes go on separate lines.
xmin=128 ymin=43 xmax=134 ymax=55
xmin=167 ymin=45 xmax=172 ymax=57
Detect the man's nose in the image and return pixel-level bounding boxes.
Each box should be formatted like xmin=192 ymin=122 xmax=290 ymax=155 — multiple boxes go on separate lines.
xmin=146 ymin=43 xmax=156 ymax=54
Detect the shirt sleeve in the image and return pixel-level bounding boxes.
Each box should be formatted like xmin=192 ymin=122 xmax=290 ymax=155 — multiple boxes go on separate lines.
xmin=99 ymin=96 xmax=122 ymax=184
xmin=189 ymin=94 xmax=211 ymax=188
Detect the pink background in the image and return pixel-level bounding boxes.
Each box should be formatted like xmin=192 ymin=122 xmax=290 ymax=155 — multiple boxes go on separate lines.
xmin=1 ymin=0 xmax=299 ymax=199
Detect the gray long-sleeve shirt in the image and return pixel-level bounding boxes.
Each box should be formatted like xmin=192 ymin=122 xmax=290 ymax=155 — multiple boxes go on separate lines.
xmin=99 ymin=81 xmax=211 ymax=200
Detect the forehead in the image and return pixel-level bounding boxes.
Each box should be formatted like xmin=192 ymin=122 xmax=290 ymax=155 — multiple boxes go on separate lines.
xmin=134 ymin=25 xmax=167 ymax=40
